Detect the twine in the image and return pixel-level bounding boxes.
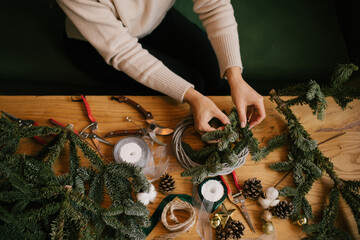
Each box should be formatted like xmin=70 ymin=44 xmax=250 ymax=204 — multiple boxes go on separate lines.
xmin=155 ymin=199 xmax=196 ymax=240
xmin=172 ymin=115 xmax=248 ymax=176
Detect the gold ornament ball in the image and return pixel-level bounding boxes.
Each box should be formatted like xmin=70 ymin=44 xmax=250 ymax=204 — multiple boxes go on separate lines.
xmin=210 ymin=215 xmax=221 ymax=228
xmin=261 ymin=210 xmax=273 ymax=222
xmin=295 ymin=217 xmax=308 ymax=227
xmin=262 ymin=221 xmax=275 ymax=235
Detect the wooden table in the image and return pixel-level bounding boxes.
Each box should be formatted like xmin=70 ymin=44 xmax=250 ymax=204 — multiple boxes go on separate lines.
xmin=0 ymin=96 xmax=359 ymax=240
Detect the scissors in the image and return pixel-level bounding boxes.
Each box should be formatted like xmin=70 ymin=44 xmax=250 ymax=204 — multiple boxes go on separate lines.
xmin=104 ymin=96 xmax=174 ymax=145
xmin=1 ymin=110 xmax=47 ymax=145
xmin=220 ymin=171 xmax=256 ymax=233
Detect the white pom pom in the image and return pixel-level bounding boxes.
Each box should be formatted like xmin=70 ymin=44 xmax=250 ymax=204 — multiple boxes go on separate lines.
xmin=137 ymin=183 xmax=157 ymax=206
xmin=258 ymin=197 xmax=271 ymax=209
xmin=265 ymin=187 xmax=279 ymax=200
xmin=269 ymin=199 xmax=280 ymax=207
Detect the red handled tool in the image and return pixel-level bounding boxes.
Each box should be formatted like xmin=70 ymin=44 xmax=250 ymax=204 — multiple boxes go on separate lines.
xmin=1 ymin=110 xmax=47 ymax=146
xmin=220 ymin=171 xmax=256 ymax=233
xmin=75 ymin=95 xmax=102 ymax=151
xmin=49 ymin=118 xmax=79 ymax=134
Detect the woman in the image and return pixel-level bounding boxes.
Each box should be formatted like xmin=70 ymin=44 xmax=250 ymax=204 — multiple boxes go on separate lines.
xmin=57 ymin=0 xmax=265 ymax=131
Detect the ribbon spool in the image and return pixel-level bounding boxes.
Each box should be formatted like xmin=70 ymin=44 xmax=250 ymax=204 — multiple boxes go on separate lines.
xmin=113 ymin=136 xmax=152 ymax=168
xmin=198 ymin=177 xmax=227 ymax=213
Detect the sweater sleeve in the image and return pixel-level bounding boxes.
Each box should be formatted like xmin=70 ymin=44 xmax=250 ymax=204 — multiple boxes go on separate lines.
xmin=56 ymin=0 xmax=193 ymax=102
xmin=192 ymin=0 xmax=243 ymax=77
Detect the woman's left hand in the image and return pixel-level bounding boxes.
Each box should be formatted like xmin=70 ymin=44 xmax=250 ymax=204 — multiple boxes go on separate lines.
xmin=226 ymin=66 xmax=266 ymax=129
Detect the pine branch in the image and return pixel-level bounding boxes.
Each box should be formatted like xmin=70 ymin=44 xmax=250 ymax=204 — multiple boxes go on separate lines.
xmin=0 ymin=120 xmax=151 ymax=239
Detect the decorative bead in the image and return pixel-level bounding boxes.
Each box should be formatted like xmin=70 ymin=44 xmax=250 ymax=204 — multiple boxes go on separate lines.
xmin=210 ymin=214 xmax=221 ymax=228
xmin=262 ymin=221 xmax=275 ymax=235
xmin=293 ymin=217 xmax=308 ymax=227
xmin=261 ymin=210 xmax=273 ymax=222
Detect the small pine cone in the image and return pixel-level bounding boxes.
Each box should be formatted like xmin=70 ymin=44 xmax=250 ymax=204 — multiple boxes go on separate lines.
xmin=243 ymin=177 xmax=264 ymax=200
xmin=273 ymin=200 xmax=294 ymax=219
xmin=215 ymin=226 xmax=227 ymax=240
xmin=226 ymin=219 xmax=245 ymax=240
xmin=158 ymin=173 xmax=175 ymax=195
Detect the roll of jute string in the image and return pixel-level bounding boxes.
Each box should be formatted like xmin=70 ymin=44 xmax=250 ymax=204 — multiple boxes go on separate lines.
xmin=155 ymin=198 xmax=196 ymax=240
xmin=172 ymin=115 xmax=249 ymax=176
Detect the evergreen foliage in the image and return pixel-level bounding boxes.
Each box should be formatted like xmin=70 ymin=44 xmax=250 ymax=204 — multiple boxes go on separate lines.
xmin=0 ymin=116 xmax=150 ymax=240
xmin=267 ymin=64 xmax=360 ymax=238
xmin=181 ymin=109 xmax=288 ymax=184
xmin=302 ymin=188 xmax=352 ymax=240
xmin=182 ymin=63 xmax=359 ymax=238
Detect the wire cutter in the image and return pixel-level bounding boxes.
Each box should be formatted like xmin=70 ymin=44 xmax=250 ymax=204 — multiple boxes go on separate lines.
xmin=75 ymin=95 xmax=104 ymax=151
xmin=1 ymin=110 xmax=47 ymax=145
xmin=220 ymin=171 xmax=256 ymax=233
xmin=49 ymin=118 xmax=113 ymax=147
xmin=104 ymin=96 xmax=174 ymax=145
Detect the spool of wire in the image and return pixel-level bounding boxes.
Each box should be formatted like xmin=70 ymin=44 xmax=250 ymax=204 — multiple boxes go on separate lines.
xmin=172 ymin=115 xmax=248 ymax=176
xmin=113 ymin=136 xmax=152 ymax=168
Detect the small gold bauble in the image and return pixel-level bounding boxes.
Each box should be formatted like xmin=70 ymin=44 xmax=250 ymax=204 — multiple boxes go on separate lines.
xmin=210 ymin=214 xmax=221 ymax=228
xmin=294 ymin=217 xmax=307 ymax=227
xmin=261 ymin=210 xmax=273 ymax=222
xmin=262 ymin=221 xmax=275 ymax=235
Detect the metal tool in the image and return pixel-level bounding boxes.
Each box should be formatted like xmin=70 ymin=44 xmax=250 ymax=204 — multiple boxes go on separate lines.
xmin=104 ymin=96 xmax=174 ymax=145
xmin=220 ymin=171 xmax=256 ymax=233
xmin=105 ymin=116 xmax=166 ymax=145
xmin=1 ymin=110 xmax=47 ymax=145
xmin=79 ymin=122 xmax=113 ymax=146
xmin=73 ymin=95 xmax=103 ymax=151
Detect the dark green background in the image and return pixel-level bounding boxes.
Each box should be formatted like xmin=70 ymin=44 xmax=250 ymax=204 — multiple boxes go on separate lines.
xmin=0 ymin=0 xmax=357 ymax=95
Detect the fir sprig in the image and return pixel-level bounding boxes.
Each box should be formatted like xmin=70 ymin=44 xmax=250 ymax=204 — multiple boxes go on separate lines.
xmin=0 ymin=117 xmax=150 ymax=240
xmin=267 ymin=63 xmax=360 ymax=238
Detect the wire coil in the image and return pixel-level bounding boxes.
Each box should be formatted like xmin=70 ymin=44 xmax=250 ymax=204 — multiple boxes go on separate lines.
xmin=172 ymin=115 xmax=248 ymax=176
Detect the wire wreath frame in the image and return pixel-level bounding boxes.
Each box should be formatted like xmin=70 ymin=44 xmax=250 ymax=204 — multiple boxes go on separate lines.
xmin=172 ymin=115 xmax=249 ymax=176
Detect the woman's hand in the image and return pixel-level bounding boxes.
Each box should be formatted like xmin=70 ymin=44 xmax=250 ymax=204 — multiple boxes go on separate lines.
xmin=184 ymin=88 xmax=230 ymax=132
xmin=226 ymin=66 xmax=266 ymax=129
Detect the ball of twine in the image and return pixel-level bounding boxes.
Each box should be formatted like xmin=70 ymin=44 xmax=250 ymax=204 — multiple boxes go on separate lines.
xmin=155 ymin=199 xmax=196 ymax=240
xmin=172 ymin=115 xmax=248 ymax=176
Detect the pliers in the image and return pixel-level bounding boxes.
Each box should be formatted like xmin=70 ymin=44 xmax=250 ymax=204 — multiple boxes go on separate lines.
xmin=220 ymin=171 xmax=256 ymax=233
xmin=49 ymin=118 xmax=113 ymax=148
xmin=49 ymin=95 xmax=113 ymax=152
xmin=104 ymin=96 xmax=174 ymax=145
xmin=1 ymin=110 xmax=47 ymax=145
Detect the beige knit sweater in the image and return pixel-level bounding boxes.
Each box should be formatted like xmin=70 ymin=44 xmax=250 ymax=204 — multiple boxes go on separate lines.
xmin=57 ymin=0 xmax=243 ymax=102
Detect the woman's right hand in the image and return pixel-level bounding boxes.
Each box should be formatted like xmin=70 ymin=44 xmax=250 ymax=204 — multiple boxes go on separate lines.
xmin=183 ymin=88 xmax=230 ymax=132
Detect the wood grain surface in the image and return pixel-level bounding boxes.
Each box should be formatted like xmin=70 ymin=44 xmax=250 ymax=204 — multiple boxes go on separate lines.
xmin=0 ymin=95 xmax=359 ymax=240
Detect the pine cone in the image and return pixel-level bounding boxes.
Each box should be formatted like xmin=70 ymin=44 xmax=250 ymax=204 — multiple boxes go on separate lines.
xmin=226 ymin=219 xmax=245 ymax=240
xmin=215 ymin=226 xmax=227 ymax=240
xmin=243 ymin=177 xmax=264 ymax=200
xmin=273 ymin=200 xmax=294 ymax=219
xmin=158 ymin=173 xmax=175 ymax=195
